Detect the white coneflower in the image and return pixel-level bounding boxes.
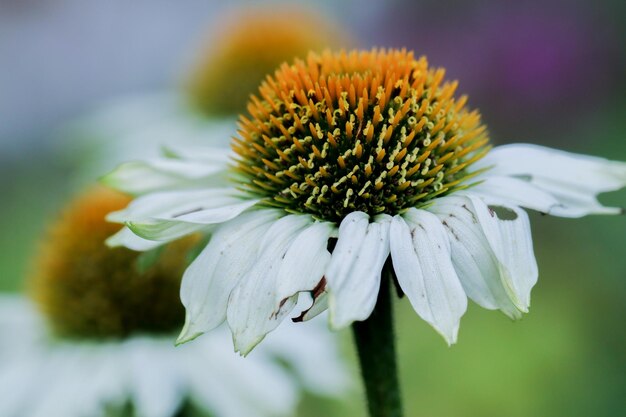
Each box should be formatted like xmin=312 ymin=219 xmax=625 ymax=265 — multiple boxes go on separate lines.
xmin=0 ymin=188 xmax=348 ymax=417
xmin=104 ymin=49 xmax=626 ymax=417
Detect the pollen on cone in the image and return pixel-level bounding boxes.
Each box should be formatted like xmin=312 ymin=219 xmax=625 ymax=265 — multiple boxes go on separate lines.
xmin=233 ymin=49 xmax=490 ymax=223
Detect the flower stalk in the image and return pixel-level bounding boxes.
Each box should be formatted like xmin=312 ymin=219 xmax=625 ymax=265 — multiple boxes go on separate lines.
xmin=352 ymin=265 xmax=403 ymax=417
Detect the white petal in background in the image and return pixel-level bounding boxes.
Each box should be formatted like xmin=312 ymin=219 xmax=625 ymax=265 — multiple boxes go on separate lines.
xmin=162 ymin=143 xmax=233 ymax=166
xmin=101 ymin=156 xmax=229 ymax=195
xmin=476 ymin=143 xmax=626 ymax=217
xmin=259 ymin=315 xmax=352 ymax=396
xmin=180 ymin=332 xmax=297 ymax=417
xmin=327 ymin=212 xmax=391 ymax=329
xmin=0 ymin=297 xmax=350 ymax=417
xmin=125 ymin=339 xmax=185 ymax=417
xmin=0 ymin=357 xmax=46 ymax=416
xmin=29 ymin=348 xmax=124 ymax=417
xmin=390 ymin=209 xmax=467 ymax=345
xmin=60 ymin=92 xmax=237 ymax=187
xmin=178 ymin=209 xmax=282 ymax=344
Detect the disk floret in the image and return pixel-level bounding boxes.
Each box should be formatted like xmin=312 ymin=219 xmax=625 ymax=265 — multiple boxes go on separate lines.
xmin=233 ymin=49 xmax=490 ymax=222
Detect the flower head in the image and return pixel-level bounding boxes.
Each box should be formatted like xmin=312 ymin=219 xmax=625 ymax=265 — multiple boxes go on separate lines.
xmin=234 ymin=49 xmax=488 ymax=221
xmin=186 ymin=6 xmax=348 ymax=116
xmin=105 ymin=48 xmax=626 ymax=355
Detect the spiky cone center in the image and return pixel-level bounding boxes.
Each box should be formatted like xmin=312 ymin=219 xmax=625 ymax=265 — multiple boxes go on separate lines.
xmin=30 ymin=188 xmax=197 ymax=340
xmin=233 ymin=49 xmax=490 ymax=223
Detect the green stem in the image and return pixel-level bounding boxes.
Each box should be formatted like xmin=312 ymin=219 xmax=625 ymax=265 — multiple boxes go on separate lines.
xmin=351 ymin=266 xmax=403 ymax=417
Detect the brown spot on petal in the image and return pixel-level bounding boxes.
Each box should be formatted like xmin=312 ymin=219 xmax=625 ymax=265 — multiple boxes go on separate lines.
xmin=292 ymin=277 xmax=327 ymax=322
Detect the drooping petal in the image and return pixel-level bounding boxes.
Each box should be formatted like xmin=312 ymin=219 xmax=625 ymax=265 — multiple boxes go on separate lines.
xmin=275 ymin=221 xmax=335 ymax=302
xmin=281 ymin=223 xmax=336 ymax=322
xmin=101 ymin=156 xmax=229 ymax=195
xmin=390 ymin=209 xmax=467 ymax=344
xmin=466 ymin=195 xmax=538 ymax=312
xmin=108 ymin=188 xmax=259 ymax=242
xmin=178 ymin=210 xmax=282 ymax=345
xmin=126 ymin=196 xmax=257 ymax=242
xmin=531 ymin=176 xmax=624 ymax=217
xmin=105 ymin=226 xmax=164 ymax=251
xmin=476 ymin=143 xmax=626 ymax=217
xmin=326 ymin=212 xmax=391 ymax=329
xmin=107 ymin=188 xmax=237 ymax=223
xmin=227 ymin=214 xmax=314 ymax=355
xmin=429 ymin=196 xmax=523 ymax=319
xmin=469 ymin=176 xmax=560 ymax=214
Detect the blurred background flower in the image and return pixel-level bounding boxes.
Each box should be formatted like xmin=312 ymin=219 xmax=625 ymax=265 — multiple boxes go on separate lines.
xmin=0 ymin=0 xmax=624 ymax=416
xmin=0 ymin=187 xmax=349 ymax=417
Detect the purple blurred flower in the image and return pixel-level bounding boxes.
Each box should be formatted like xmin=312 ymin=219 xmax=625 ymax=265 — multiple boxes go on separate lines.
xmin=360 ymin=0 xmax=622 ymax=136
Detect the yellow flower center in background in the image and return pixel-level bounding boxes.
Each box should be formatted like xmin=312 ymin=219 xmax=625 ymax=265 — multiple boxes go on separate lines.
xmin=186 ymin=6 xmax=349 ymax=116
xmin=30 ymin=188 xmax=196 ymax=340
xmin=233 ymin=49 xmax=490 ymax=222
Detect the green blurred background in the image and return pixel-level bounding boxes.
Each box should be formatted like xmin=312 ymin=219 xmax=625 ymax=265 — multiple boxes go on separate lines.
xmin=1 ymin=0 xmax=624 ymax=416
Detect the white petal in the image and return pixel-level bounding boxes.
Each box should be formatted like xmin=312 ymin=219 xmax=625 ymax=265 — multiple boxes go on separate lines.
xmin=390 ymin=209 xmax=467 ymax=344
xmin=181 ymin=334 xmax=297 ymax=417
xmin=467 ymin=195 xmax=538 ymax=311
xmin=126 ymin=221 xmax=209 ymax=243
xmin=326 ymin=212 xmax=391 ymax=329
xmin=429 ymin=196 xmax=523 ymax=319
xmin=125 ymin=339 xmax=184 ymax=417
xmin=0 ymin=358 xmax=41 ymax=416
xmin=107 ymin=188 xmax=246 ymax=223
xmin=105 ymin=226 xmax=164 ymax=251
xmin=162 ymin=144 xmax=232 ymax=165
xmin=275 ymin=221 xmax=335 ymax=302
xmin=178 ymin=210 xmax=282 ymax=344
xmin=107 ymin=190 xmax=195 ymax=223
xmin=260 ymin=318 xmax=351 ymax=396
xmin=476 ymin=143 xmax=626 ymax=217
xmin=532 ymin=176 xmax=623 ymax=217
xmin=101 ymin=156 xmax=228 ymax=195
xmin=108 ymin=188 xmax=259 ymax=242
xmin=29 ymin=348 xmax=110 ymax=417
xmin=470 ymin=175 xmax=560 ymax=214
xmin=227 ymin=214 xmax=314 ymax=355
xmin=126 ymin=196 xmax=257 ymax=241
xmin=79 ymin=349 xmax=127 ymax=416
xmin=0 ymin=296 xmax=43 ymax=354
